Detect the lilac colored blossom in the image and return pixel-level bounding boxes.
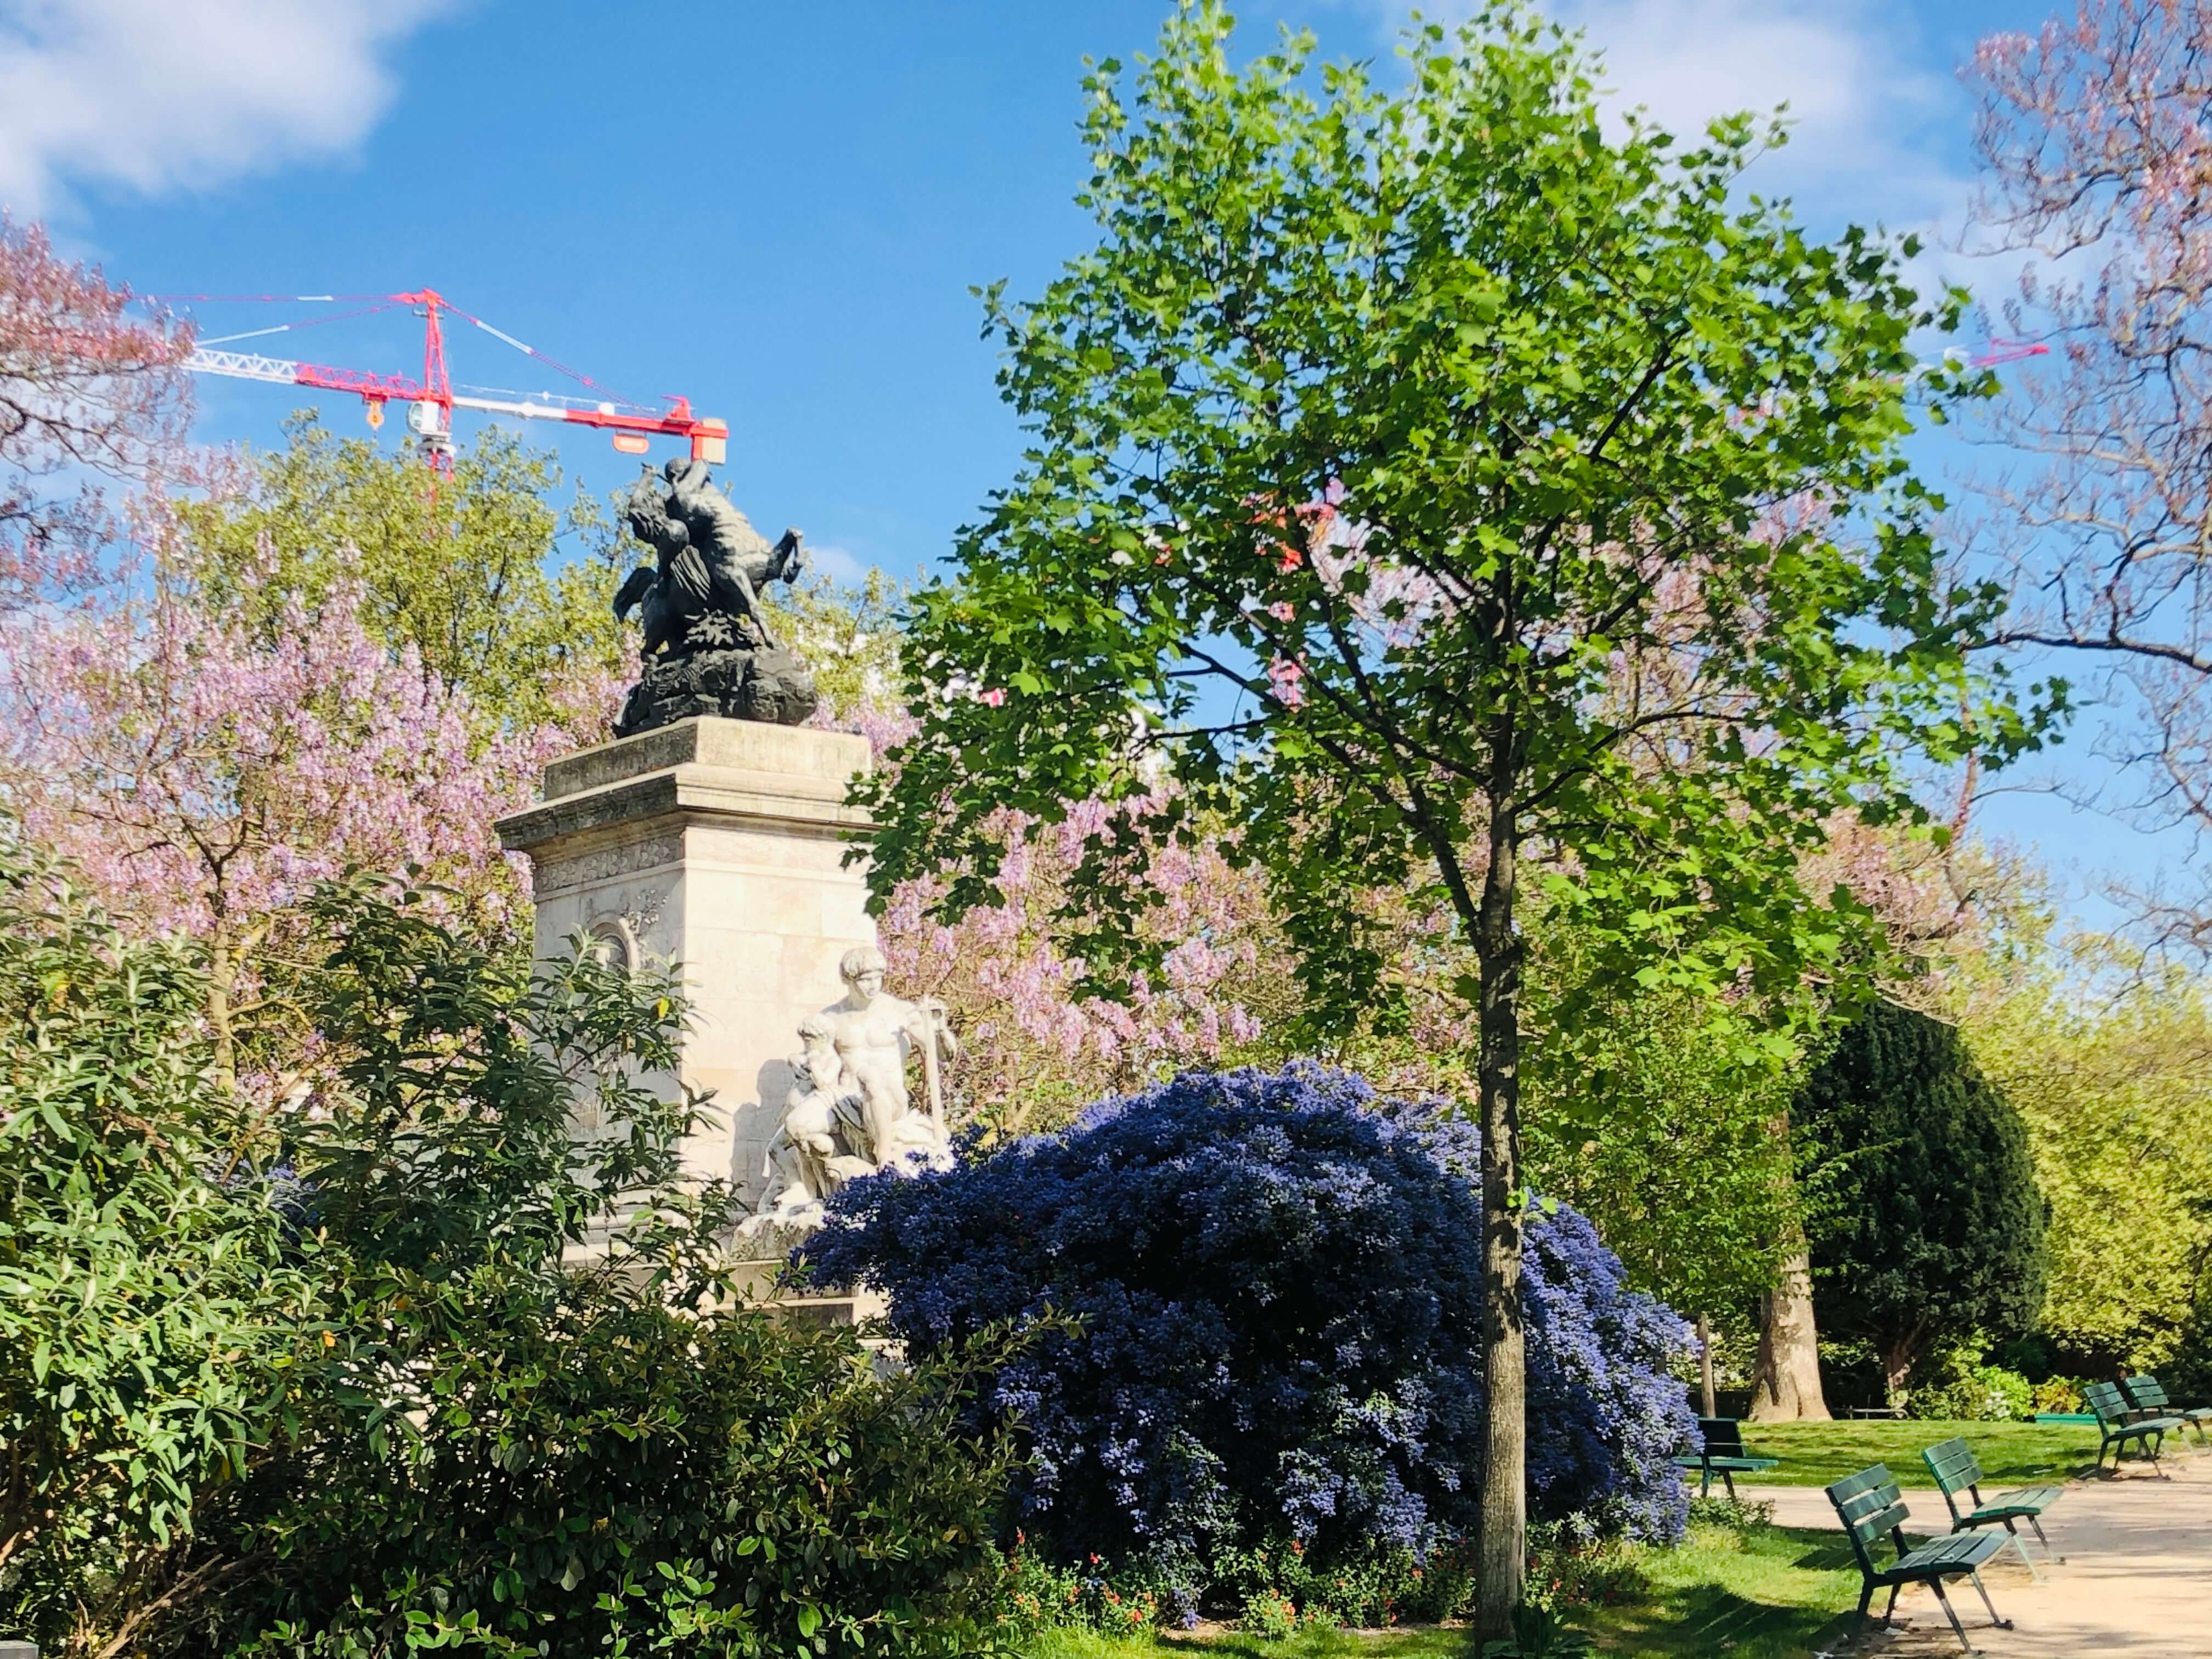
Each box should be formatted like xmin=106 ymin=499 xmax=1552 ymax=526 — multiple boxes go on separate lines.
xmin=806 ymin=1063 xmax=1692 ymax=1599
xmin=3 ymin=572 xmax=563 ymax=943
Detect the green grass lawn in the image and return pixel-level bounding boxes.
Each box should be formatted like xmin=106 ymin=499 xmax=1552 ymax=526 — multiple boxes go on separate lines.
xmin=1020 ymin=1519 xmax=1863 ymax=1659
xmin=1575 ymin=1520 xmax=1860 ymax=1657
xmin=1730 ymin=1418 xmax=2101 ymax=1488
xmin=1021 ymin=1423 xmax=2107 ymax=1659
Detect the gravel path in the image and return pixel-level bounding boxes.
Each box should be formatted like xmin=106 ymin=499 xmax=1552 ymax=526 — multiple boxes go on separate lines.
xmin=1742 ymin=1441 xmax=2212 ymax=1656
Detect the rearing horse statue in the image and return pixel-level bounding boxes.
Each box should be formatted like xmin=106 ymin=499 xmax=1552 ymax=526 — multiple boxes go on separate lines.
xmin=613 ymin=459 xmax=804 ymax=659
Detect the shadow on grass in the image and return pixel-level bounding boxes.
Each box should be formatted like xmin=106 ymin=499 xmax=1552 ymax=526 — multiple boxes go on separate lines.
xmin=1577 ymin=1523 xmax=1864 ymax=1659
xmin=1787 ymin=1538 xmax=1860 ymax=1573
xmin=1028 ymin=1522 xmax=1870 ymax=1659
xmin=1158 ymin=1633 xmax=1463 ymax=1659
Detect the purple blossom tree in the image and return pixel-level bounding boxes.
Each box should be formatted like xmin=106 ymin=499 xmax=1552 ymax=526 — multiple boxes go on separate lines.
xmin=803 ymin=1063 xmax=1693 ymax=1616
xmin=0 ymin=216 xmax=191 ymax=611
xmin=1 ymin=520 xmax=574 ymax=1090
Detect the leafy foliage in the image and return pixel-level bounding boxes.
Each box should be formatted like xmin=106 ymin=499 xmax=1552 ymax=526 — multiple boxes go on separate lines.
xmin=1961 ymin=936 xmax=2212 ymax=1374
xmin=2 ymin=860 xmax=1028 ymax=1659
xmin=1797 ymin=999 xmax=2047 ymax=1396
xmin=804 ymin=1064 xmax=1694 ymax=1619
xmin=175 ymin=414 xmax=625 ymax=731
xmin=1901 ymin=1355 xmax=2034 ymax=1423
xmin=1520 ymin=938 xmax=1800 ymax=1321
xmin=224 ymin=880 xmax=1029 ymax=1659
xmin=0 ymin=835 xmax=311 ymax=1656
xmin=855 ymin=2 xmax=2048 ymax=1622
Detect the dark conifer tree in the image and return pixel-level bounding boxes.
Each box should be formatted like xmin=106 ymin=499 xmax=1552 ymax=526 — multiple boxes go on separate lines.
xmin=1798 ymin=999 xmax=2047 ymax=1399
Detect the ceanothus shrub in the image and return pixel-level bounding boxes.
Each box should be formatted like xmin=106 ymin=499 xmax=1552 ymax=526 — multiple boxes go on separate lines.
xmin=803 ymin=1063 xmax=1692 ymax=1600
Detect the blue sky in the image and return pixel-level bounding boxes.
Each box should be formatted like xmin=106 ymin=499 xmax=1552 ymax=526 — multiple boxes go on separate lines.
xmin=1 ymin=0 xmax=2163 ymax=917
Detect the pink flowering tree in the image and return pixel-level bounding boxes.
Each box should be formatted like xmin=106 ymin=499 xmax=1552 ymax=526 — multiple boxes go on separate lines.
xmin=821 ymin=683 xmax=1279 ymax=1135
xmin=876 ymin=800 xmax=1274 ymax=1132
xmin=1 ymin=534 xmax=571 ymax=1091
xmin=1965 ymin=0 xmax=2212 ymax=943
xmin=0 ymin=216 xmax=191 ymax=609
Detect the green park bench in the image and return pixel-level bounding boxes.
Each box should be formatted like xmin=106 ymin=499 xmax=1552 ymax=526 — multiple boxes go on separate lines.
xmin=1922 ymin=1436 xmax=2064 ymax=1575
xmin=1669 ymin=1416 xmax=1779 ymax=1499
xmin=1826 ymin=1464 xmax=2015 ymax=1654
xmin=2122 ymin=1374 xmax=2212 ymax=1449
xmin=2084 ymin=1379 xmax=2183 ymax=1475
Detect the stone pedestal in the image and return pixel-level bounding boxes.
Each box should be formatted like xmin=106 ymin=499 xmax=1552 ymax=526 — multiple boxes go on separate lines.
xmin=495 ymin=716 xmax=876 ymax=1210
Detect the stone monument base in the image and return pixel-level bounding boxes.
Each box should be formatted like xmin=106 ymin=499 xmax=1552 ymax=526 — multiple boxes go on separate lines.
xmin=495 ymin=715 xmax=881 ymax=1311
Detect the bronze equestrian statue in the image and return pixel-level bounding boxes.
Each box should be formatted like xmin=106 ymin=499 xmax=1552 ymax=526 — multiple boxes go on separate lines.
xmin=613 ymin=459 xmax=804 ymax=660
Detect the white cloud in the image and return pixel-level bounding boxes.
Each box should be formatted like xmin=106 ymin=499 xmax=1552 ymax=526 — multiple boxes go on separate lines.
xmin=1352 ymin=0 xmax=1967 ymax=228
xmin=805 ymin=543 xmax=871 ymax=586
xmin=0 ymin=0 xmax=451 ymax=216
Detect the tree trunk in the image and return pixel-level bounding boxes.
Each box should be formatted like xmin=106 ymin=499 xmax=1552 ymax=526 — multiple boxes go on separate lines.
xmin=1878 ymin=1336 xmax=1925 ymax=1409
xmin=1697 ymin=1313 xmax=1717 ymax=1419
xmin=207 ymin=919 xmax=238 ymax=1095
xmin=1747 ymin=1243 xmax=1831 ymax=1421
xmin=1472 ymin=793 xmax=1525 ymax=1643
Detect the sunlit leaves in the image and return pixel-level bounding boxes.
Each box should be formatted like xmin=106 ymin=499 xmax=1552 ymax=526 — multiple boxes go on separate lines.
xmin=865 ymin=0 xmax=2044 ymax=1052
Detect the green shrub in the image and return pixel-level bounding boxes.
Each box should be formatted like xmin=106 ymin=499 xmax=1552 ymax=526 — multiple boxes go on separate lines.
xmin=1685 ymin=1495 xmax=1776 ymax=1532
xmin=227 ymin=882 xmax=1031 ymax=1659
xmin=2031 ymin=1376 xmax=2086 ymax=1414
xmin=1005 ymin=1547 xmax=1163 ymax=1638
xmin=3 ymin=861 xmax=1030 ymax=1659
xmin=1239 ymin=1591 xmax=1299 ymax=1640
xmin=0 ymin=844 xmax=312 ymax=1657
xmin=1907 ymin=1362 xmax=2035 ymax=1421
xmin=1207 ymin=1537 xmax=1474 ymax=1628
xmin=1522 ymin=1525 xmax=1644 ymax=1616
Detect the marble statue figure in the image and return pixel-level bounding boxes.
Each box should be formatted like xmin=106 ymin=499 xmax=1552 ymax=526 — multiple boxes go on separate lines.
xmin=751 ymin=949 xmax=957 ymax=1226
xmin=817 ymin=945 xmax=958 ymax=1169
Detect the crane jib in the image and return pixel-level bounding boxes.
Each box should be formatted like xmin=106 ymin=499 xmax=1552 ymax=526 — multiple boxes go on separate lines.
xmin=173 ymin=287 xmax=726 ymax=469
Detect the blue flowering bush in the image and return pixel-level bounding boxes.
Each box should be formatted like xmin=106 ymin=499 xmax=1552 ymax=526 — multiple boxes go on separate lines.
xmin=803 ymin=1064 xmax=1694 ymax=1617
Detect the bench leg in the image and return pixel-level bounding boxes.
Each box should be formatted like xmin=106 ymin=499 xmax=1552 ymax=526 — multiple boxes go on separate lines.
xmin=1928 ymin=1578 xmax=1979 ymax=1655
xmin=1720 ymin=1468 xmax=1738 ymax=1502
xmin=2149 ymin=1431 xmax=2171 ymax=1479
xmin=2027 ymin=1513 xmax=2063 ymax=1564
xmin=1968 ymin=1568 xmax=2012 ymax=1630
xmin=2001 ymin=1519 xmax=2042 ymax=1582
xmin=1699 ymin=1466 xmax=1713 ymax=1498
xmin=1877 ymin=1583 xmax=1898 ymax=1627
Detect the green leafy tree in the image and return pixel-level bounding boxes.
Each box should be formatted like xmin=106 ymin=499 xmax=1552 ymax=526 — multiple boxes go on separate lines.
xmin=859 ymin=3 xmax=2043 ymax=1626
xmin=1963 ymin=936 xmax=2212 ymax=1374
xmin=178 ymin=415 xmax=625 ymax=729
xmin=1798 ymin=997 xmax=2047 ymax=1400
xmin=0 ymin=835 xmax=312 ymax=1658
xmin=1522 ymin=953 xmax=1801 ymax=1342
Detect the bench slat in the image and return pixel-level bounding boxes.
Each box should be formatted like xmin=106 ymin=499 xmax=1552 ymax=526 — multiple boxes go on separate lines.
xmin=1922 ymin=1438 xmax=1985 ymax=1499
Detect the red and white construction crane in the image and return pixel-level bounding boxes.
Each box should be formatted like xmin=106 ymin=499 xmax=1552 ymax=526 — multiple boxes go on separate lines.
xmin=165 ymin=287 xmax=727 ymax=472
